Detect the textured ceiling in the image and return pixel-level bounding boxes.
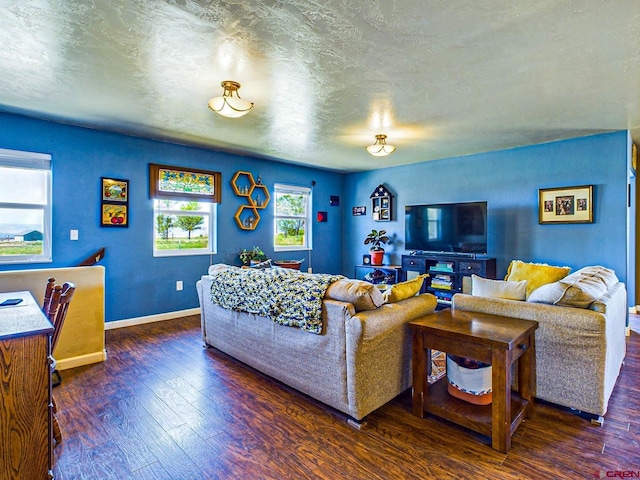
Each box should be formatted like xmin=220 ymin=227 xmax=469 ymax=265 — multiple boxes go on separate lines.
xmin=0 ymin=1 xmax=639 ymax=172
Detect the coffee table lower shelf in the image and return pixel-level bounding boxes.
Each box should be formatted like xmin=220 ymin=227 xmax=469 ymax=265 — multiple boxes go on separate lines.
xmin=424 ymin=378 xmax=529 ymax=439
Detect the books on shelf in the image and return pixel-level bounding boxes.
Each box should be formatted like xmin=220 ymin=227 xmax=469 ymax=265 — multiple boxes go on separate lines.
xmin=431 ymin=261 xmax=454 ymax=273
xmin=433 ymin=290 xmax=453 ymax=303
xmin=430 ymin=277 xmax=453 ymax=290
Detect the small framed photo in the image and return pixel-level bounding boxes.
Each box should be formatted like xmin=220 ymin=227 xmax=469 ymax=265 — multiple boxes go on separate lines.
xmin=101 ymin=203 xmax=128 ymax=227
xmin=102 ymin=177 xmax=128 ymax=202
xmin=352 ymin=206 xmax=366 ymax=216
xmin=538 ymin=185 xmax=593 ymax=224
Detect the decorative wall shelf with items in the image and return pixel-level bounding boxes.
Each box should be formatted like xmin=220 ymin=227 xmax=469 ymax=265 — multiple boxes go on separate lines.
xmin=231 ymin=171 xmax=270 ymax=230
xmin=370 ymin=184 xmax=392 ymax=221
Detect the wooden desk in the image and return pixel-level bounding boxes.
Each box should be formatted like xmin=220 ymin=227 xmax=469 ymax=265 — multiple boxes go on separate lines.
xmin=0 ymin=291 xmax=54 ymax=479
xmin=409 ymin=308 xmax=538 ymax=453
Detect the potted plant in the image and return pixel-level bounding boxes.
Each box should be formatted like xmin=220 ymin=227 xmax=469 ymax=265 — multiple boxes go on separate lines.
xmin=364 ymin=229 xmax=390 ymax=265
xmin=239 ymin=246 xmax=268 ymax=266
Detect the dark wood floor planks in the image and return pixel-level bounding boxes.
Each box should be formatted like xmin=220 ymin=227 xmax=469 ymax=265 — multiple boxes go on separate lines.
xmin=51 ymin=314 xmax=640 ymax=480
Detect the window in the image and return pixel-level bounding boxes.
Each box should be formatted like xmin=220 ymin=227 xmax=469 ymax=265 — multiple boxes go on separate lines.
xmin=0 ymin=148 xmax=52 ymax=264
xmin=153 ymin=200 xmax=216 ymax=257
xmin=149 ymin=164 xmax=220 ymax=257
xmin=274 ymin=184 xmax=312 ymax=251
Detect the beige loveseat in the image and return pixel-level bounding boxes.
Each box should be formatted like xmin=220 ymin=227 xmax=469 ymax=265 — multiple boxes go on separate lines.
xmin=196 ymin=265 xmax=437 ymax=425
xmin=452 ymin=263 xmax=627 ymax=423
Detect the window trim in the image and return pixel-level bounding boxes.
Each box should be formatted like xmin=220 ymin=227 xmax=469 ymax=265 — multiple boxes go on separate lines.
xmin=273 ymin=183 xmax=312 ymax=252
xmin=152 ymin=199 xmax=217 ymax=257
xmin=0 ymin=148 xmax=52 ymax=265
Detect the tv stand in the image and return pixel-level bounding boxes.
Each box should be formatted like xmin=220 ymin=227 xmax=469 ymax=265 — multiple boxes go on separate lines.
xmin=401 ymin=253 xmax=496 ymax=308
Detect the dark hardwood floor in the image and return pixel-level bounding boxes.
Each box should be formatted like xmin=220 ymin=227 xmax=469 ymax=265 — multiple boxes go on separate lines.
xmin=52 ymin=314 xmax=640 ymax=479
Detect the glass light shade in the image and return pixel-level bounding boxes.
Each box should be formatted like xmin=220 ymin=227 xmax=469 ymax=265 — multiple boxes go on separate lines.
xmin=208 ymin=81 xmax=254 ymax=118
xmin=365 ymin=134 xmax=396 ymax=156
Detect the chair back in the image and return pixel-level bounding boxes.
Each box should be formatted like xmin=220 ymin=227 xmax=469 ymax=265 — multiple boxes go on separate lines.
xmin=42 ymin=277 xmax=56 ymax=315
xmin=46 ymin=281 xmax=77 ymax=352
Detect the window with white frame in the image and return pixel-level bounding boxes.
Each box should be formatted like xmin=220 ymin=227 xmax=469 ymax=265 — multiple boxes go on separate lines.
xmin=274 ymin=183 xmax=312 ymax=251
xmin=153 ymin=200 xmax=216 ymax=256
xmin=150 ymin=164 xmax=219 ymax=257
xmin=0 ymin=148 xmax=52 ymax=264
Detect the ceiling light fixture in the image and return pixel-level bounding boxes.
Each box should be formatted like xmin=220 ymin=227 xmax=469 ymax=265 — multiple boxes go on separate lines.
xmin=208 ymin=80 xmax=254 ymax=118
xmin=365 ymin=134 xmax=396 ymax=156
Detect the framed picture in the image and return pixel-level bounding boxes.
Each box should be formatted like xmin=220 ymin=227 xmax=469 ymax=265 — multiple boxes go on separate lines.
xmin=538 ymin=185 xmax=593 ymax=224
xmin=352 ymin=206 xmax=366 ymax=216
xmin=101 ymin=203 xmax=128 ymax=227
xmin=101 ymin=177 xmax=128 ymax=202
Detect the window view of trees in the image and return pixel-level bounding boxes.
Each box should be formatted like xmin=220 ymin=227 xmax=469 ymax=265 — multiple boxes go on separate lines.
xmin=274 ymin=185 xmax=311 ymax=249
xmin=154 ymin=200 xmax=210 ymax=252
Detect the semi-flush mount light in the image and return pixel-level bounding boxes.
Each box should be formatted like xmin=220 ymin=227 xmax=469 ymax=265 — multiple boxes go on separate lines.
xmin=208 ymin=80 xmax=254 ymax=118
xmin=365 ymin=134 xmax=396 ymax=156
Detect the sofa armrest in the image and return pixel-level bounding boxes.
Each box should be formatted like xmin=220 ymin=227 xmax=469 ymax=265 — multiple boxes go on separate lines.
xmin=349 ymin=293 xmax=438 ymax=341
xmin=344 ymin=293 xmax=437 ymax=419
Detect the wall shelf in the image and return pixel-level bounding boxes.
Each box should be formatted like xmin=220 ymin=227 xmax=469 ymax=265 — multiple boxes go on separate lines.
xmin=231 ymin=171 xmax=270 ymax=230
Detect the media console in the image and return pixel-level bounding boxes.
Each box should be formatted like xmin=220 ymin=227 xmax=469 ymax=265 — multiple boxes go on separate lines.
xmin=401 ymin=253 xmax=496 ymax=308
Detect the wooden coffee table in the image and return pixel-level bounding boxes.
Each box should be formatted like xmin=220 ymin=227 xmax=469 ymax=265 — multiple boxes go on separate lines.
xmin=409 ymin=308 xmax=538 ymax=453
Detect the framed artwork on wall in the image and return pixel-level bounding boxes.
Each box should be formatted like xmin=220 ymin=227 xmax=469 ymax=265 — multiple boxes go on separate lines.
xmin=101 ymin=177 xmax=129 ymax=227
xmin=352 ymin=206 xmax=366 ymax=216
xmin=101 ymin=177 xmax=128 ymax=202
xmin=538 ymin=185 xmax=593 ymax=224
xmin=101 ymin=203 xmax=128 ymax=227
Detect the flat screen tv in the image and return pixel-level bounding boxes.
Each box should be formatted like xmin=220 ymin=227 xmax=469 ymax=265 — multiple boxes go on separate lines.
xmin=405 ymin=201 xmax=487 ymax=254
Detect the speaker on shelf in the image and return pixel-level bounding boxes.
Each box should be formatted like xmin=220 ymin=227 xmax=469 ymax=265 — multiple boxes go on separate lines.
xmin=362 ymin=254 xmax=371 ymax=265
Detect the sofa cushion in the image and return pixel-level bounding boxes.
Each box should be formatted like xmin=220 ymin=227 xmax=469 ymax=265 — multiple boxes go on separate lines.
xmin=528 ymin=265 xmax=617 ymax=308
xmin=382 ymin=274 xmax=427 ymax=303
xmin=325 ymin=278 xmax=385 ymax=311
xmin=471 ymin=274 xmax=527 ymax=300
xmin=505 ymin=260 xmax=571 ymax=298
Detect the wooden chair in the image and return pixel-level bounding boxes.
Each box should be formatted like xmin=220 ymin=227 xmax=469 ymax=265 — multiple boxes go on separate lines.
xmin=42 ymin=279 xmax=76 ymax=447
xmin=42 ymin=277 xmax=56 ymax=317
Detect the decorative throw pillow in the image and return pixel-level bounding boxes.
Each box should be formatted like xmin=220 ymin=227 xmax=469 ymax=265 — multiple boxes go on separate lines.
xmin=382 ymin=274 xmax=427 ymax=303
xmin=471 ymin=274 xmax=527 ymax=301
xmin=528 ymin=265 xmax=615 ymax=308
xmin=325 ymin=279 xmax=385 ymax=311
xmin=571 ymin=266 xmax=618 ymax=288
xmin=505 ymin=260 xmax=571 ymax=299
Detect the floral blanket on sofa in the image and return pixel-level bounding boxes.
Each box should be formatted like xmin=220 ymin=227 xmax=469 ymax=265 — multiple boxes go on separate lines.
xmin=209 ymin=267 xmax=344 ymax=334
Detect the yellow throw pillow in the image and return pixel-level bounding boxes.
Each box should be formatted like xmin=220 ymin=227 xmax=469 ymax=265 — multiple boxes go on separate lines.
xmin=505 ymin=260 xmax=571 ymax=298
xmin=383 ymin=274 xmax=427 ymax=303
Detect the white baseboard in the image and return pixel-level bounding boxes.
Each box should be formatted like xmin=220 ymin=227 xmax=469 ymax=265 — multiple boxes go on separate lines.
xmin=57 ymin=350 xmax=107 ymax=371
xmin=105 ymin=307 xmax=200 ymax=330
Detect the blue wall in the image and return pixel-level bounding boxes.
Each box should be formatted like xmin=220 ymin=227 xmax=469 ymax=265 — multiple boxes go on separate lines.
xmin=0 ymin=112 xmax=633 ymax=319
xmin=344 ymin=132 xmax=631 ymax=297
xmin=0 ymin=113 xmax=345 ymax=321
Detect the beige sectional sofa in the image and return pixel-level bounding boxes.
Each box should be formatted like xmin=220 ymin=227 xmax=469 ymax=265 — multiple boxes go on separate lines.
xmin=452 ymin=263 xmax=627 ymax=423
xmin=196 ymin=265 xmax=437 ymax=425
